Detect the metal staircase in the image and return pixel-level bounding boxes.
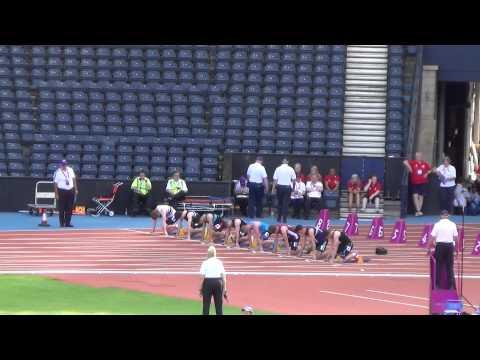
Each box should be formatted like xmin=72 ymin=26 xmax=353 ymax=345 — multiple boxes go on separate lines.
xmin=342 ymin=45 xmax=388 ymax=157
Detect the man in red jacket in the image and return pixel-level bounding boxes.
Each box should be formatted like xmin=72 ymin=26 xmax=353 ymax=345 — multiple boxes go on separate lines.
xmin=403 ymin=152 xmax=432 ymax=216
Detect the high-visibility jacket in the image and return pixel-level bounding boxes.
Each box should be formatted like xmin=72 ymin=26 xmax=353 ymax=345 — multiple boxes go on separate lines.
xmin=131 ymin=177 xmax=152 ymax=196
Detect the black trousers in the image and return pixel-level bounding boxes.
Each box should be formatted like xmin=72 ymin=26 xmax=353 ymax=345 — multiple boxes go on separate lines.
xmin=435 ymin=242 xmax=455 ymax=290
xmin=235 ymin=196 xmax=248 ymax=216
xmin=304 ymin=197 xmax=322 ymax=219
xmin=290 ymin=198 xmax=304 ymax=218
xmin=202 ymin=278 xmax=223 ymax=315
xmin=276 ymin=185 xmax=292 ymax=222
xmin=248 ymin=183 xmax=264 ymax=218
xmin=130 ymin=192 xmax=151 ymax=215
xmin=57 ymin=188 xmax=75 ymax=227
xmin=439 ymin=186 xmax=455 ymax=213
xmin=168 ymin=191 xmax=186 ymax=207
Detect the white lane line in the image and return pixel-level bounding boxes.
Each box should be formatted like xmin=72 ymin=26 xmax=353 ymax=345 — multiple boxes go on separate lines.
xmin=366 ymin=290 xmax=429 ymax=301
xmin=0 ymin=270 xmax=479 ymax=279
xmin=319 ymin=290 xmax=429 ymax=309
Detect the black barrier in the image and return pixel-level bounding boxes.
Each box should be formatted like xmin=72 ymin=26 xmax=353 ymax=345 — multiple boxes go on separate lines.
xmin=223 ymin=153 xmax=341 ymax=181
xmin=0 ymin=177 xmax=232 ymax=213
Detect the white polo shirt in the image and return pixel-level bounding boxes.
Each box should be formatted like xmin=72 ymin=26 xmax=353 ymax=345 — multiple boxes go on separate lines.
xmin=291 ymin=181 xmax=306 ymax=199
xmin=53 ymin=166 xmax=76 ymax=191
xmin=247 ymin=162 xmax=267 ymax=184
xmin=436 ymin=164 xmax=456 ymax=188
xmin=273 ymin=164 xmax=296 ymax=186
xmin=306 ymin=181 xmax=323 ymax=198
xmin=431 ymin=218 xmax=458 ymax=244
xmin=200 ymin=257 xmax=226 ymax=278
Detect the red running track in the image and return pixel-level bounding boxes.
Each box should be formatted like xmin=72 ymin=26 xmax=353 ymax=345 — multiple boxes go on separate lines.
xmin=0 ymin=225 xmax=479 ymax=314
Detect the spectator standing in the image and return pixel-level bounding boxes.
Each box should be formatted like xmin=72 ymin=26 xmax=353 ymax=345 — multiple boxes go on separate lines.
xmin=362 ymin=175 xmax=382 ymax=212
xmin=290 ymin=175 xmax=306 ymax=219
xmin=304 ymin=174 xmax=323 ymax=219
xmin=234 ymin=176 xmax=249 ymax=216
xmin=294 ymin=163 xmax=306 ymax=183
xmin=272 ymin=158 xmax=296 ymax=223
xmin=347 ymin=174 xmax=362 ymax=212
xmin=246 ymin=156 xmax=268 ymax=218
xmin=435 ymin=157 xmax=456 ymax=213
xmin=53 ymin=159 xmax=78 ymax=227
xmin=199 ymin=246 xmax=227 ymax=315
xmin=166 ymin=171 xmax=188 ymax=207
xmin=403 ymin=152 xmax=432 ymax=216
xmin=130 ymin=170 xmax=152 ymax=216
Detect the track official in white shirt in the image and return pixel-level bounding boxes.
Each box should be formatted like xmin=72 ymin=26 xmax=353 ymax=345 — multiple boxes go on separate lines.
xmin=53 ymin=159 xmax=78 ymax=227
xmin=429 ymin=210 xmax=458 ymax=290
xmin=436 ymin=157 xmax=456 ymax=214
xmin=272 ymin=158 xmax=296 ymax=223
xmin=199 ymin=246 xmax=227 ymax=315
xmin=246 ymin=156 xmax=268 ymax=219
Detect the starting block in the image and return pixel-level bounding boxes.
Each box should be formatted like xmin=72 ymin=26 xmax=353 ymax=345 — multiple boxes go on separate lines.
xmin=177 ymin=228 xmax=188 ymax=239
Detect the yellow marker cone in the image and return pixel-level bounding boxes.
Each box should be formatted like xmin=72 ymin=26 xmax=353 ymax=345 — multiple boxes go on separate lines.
xmin=357 ymin=256 xmax=364 ymax=264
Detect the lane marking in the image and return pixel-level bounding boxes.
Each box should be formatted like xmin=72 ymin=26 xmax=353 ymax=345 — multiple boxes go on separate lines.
xmin=0 ymin=270 xmax=477 ymax=279
xmin=319 ymin=290 xmax=429 ymax=309
xmin=366 ymin=289 xmax=429 ymax=301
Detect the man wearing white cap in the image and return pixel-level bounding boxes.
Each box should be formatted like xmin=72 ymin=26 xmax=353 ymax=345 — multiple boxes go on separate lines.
xmin=53 ymin=159 xmax=78 ymax=227
xmin=199 ymin=246 xmax=227 ymax=315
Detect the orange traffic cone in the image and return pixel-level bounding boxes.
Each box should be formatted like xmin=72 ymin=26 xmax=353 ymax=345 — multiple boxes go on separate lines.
xmin=357 ymin=255 xmax=364 ymax=264
xmin=38 ymin=209 xmax=50 ymax=227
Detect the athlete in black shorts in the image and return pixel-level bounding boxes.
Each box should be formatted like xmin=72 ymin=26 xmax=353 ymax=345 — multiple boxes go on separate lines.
xmin=325 ymin=229 xmax=359 ymax=263
xmin=296 ymin=226 xmax=329 ymax=261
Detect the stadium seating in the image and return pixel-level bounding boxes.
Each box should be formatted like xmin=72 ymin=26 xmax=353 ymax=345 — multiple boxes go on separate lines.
xmin=0 ymin=45 xmax=418 ymax=178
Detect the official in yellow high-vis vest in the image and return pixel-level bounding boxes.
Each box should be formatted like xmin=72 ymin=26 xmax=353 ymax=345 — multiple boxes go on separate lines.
xmin=130 ymin=171 xmax=152 ymax=216
xmin=166 ymin=171 xmax=188 ymax=206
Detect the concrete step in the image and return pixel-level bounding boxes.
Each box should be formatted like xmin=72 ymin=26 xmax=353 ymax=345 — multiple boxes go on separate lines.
xmin=346 ymin=79 xmax=388 ymax=86
xmin=343 ymin=123 xmax=386 ymax=130
xmin=344 ymin=129 xmax=386 ymax=136
xmin=342 ymin=147 xmax=386 ymax=156
xmin=346 ymin=68 xmax=388 ymax=76
xmin=344 ymin=114 xmax=386 ymax=121
xmin=344 ymin=102 xmax=387 ymax=109
xmin=346 ymin=74 xmax=388 ymax=81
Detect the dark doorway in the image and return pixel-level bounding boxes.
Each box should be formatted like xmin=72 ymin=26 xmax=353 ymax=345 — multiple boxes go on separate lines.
xmin=442 ymin=82 xmax=469 ymax=176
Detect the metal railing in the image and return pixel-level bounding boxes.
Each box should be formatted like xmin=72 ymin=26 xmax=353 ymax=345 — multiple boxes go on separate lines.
xmin=400 ymin=46 xmax=424 ymax=218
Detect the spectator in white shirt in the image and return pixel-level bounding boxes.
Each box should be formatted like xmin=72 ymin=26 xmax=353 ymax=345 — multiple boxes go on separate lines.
xmin=453 ymin=178 xmax=470 ymax=212
xmin=199 ymin=246 xmax=227 ymax=315
xmin=246 ymin=156 xmax=268 ymax=218
xmin=435 ymin=157 xmax=456 ymax=213
xmin=272 ymin=158 xmax=296 ymax=223
xmin=290 ymin=175 xmax=306 ymax=219
xmin=304 ymin=174 xmax=323 ymax=219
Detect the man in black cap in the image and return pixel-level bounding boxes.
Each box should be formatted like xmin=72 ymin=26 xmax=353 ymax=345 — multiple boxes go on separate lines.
xmin=429 ymin=210 xmax=458 ymax=289
xmin=53 ymin=159 xmax=78 ymax=227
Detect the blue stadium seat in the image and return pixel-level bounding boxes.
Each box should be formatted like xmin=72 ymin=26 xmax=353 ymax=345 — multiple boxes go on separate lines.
xmin=82 ymin=144 xmax=98 ymax=154
xmin=82 ymin=154 xmax=98 ymax=164
xmin=275 ymin=140 xmax=291 ymax=152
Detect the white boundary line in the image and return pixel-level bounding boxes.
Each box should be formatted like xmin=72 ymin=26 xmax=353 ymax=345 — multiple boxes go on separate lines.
xmin=366 ymin=289 xmax=429 ymax=301
xmin=0 ymin=270 xmax=478 ymax=279
xmin=319 ymin=290 xmax=429 ymax=309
